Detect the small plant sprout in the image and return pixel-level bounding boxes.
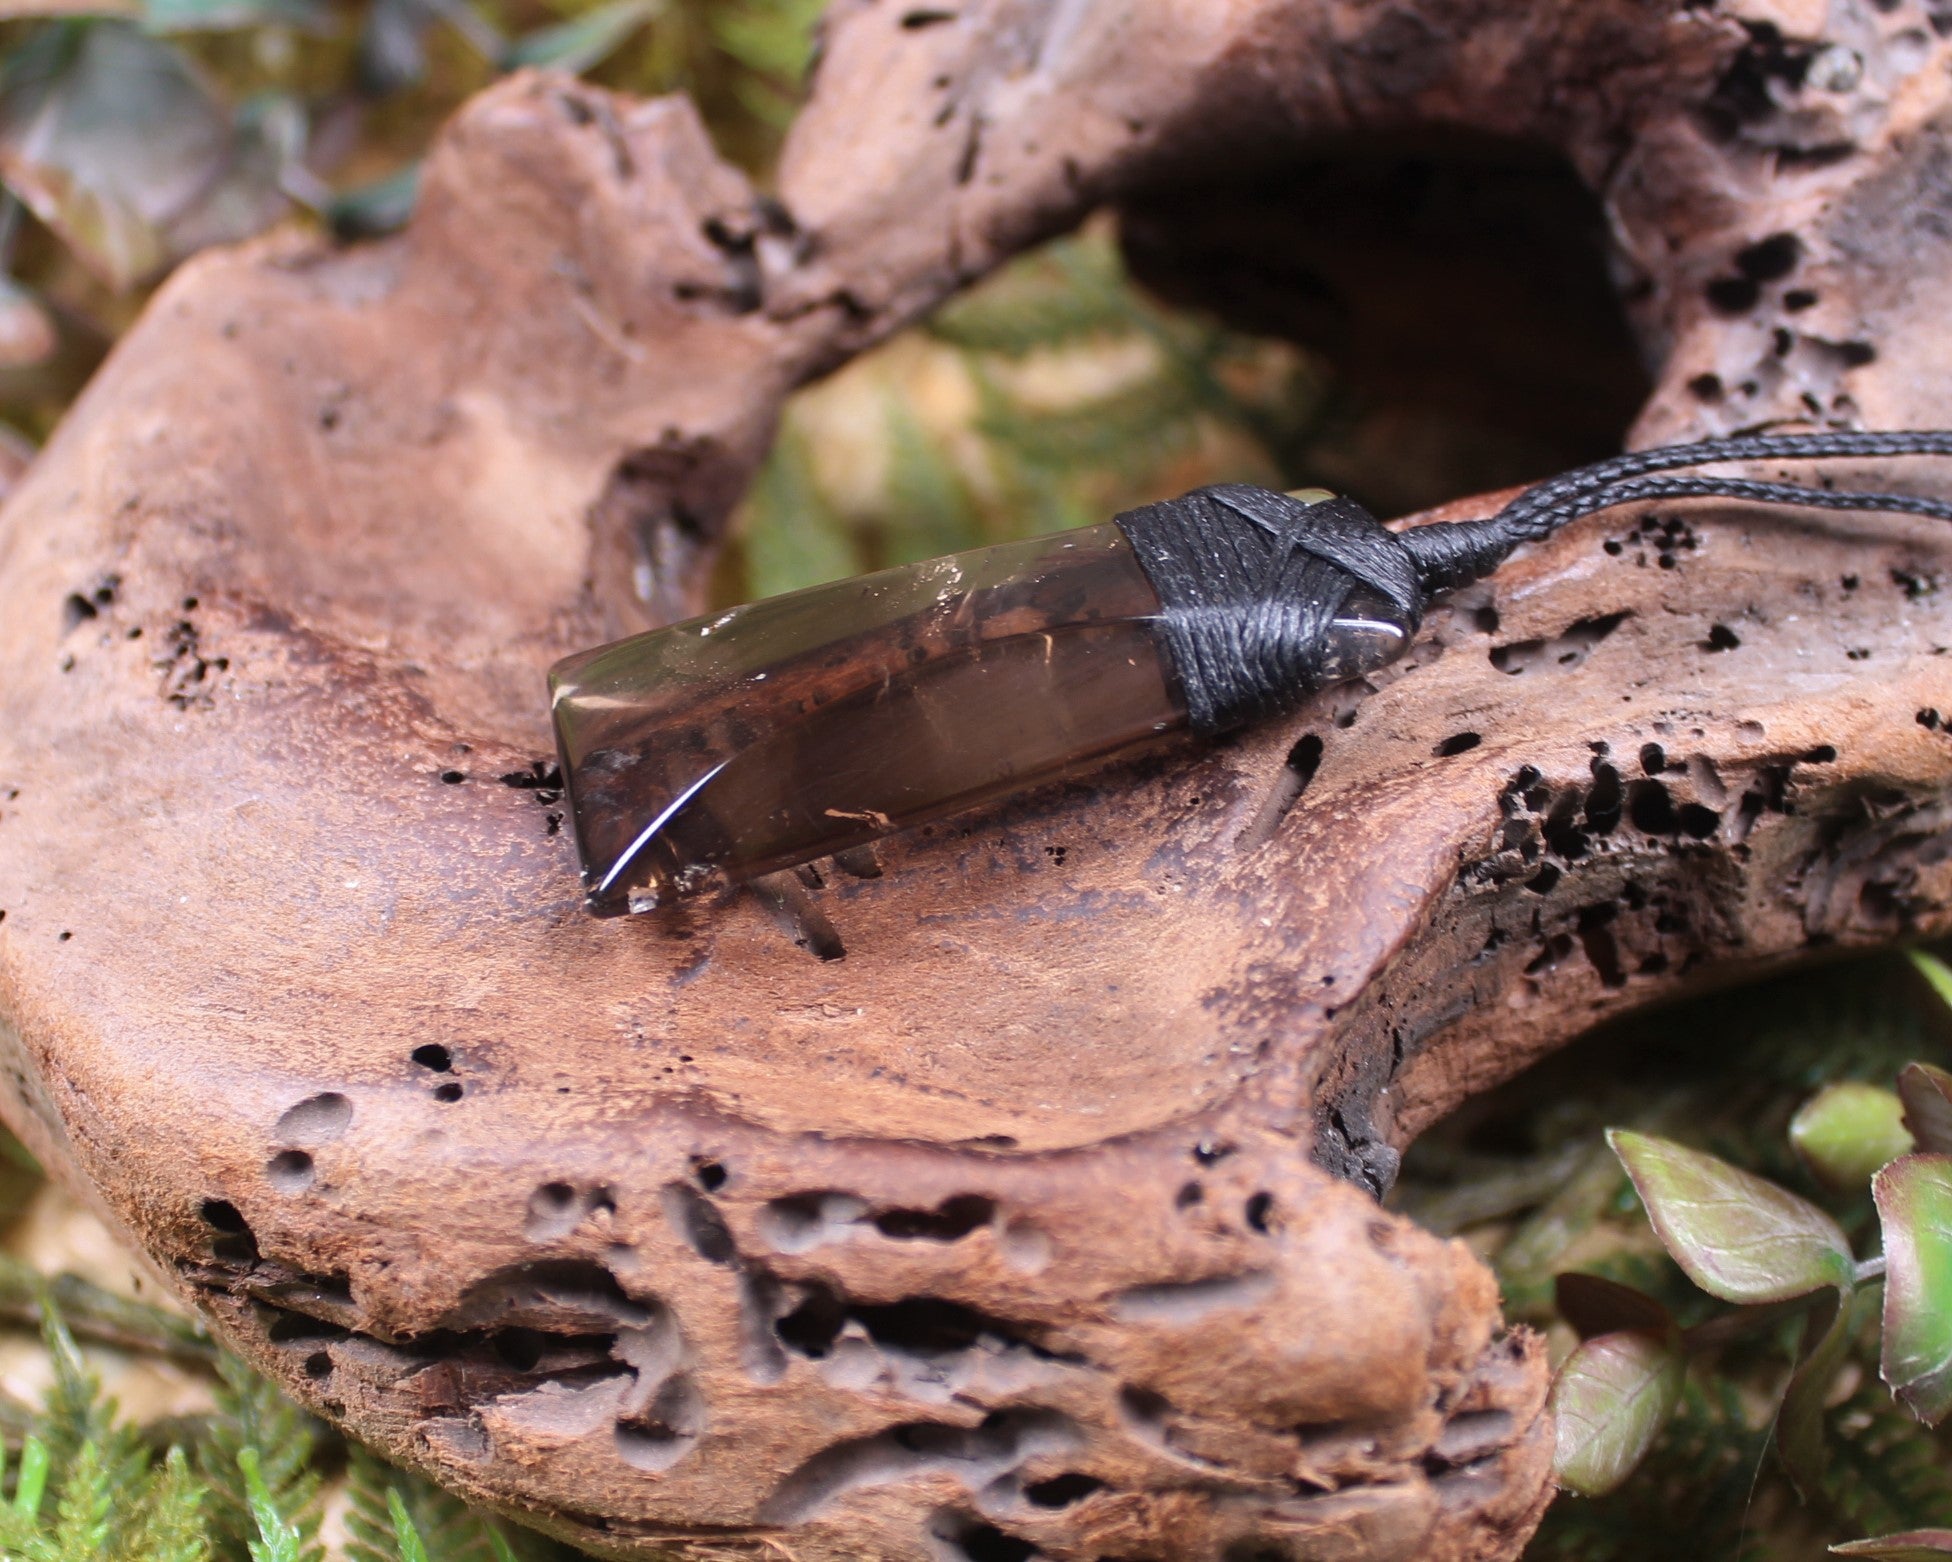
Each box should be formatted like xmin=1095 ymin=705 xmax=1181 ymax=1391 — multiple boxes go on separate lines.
xmin=1794 ymin=1082 xmax=1915 ymax=1190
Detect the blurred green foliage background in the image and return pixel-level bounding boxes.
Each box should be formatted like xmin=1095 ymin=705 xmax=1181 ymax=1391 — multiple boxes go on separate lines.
xmin=0 ymin=0 xmax=825 ymax=440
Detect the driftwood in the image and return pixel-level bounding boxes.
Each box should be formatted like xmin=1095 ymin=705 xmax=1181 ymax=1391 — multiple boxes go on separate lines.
xmin=2 ymin=1 xmax=1952 ymax=1558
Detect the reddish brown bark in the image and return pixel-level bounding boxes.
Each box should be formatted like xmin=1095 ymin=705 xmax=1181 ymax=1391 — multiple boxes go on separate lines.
xmin=2 ymin=2 xmax=1951 ymax=1559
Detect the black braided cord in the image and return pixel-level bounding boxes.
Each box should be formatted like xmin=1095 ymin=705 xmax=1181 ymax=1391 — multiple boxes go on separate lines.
xmin=1547 ymin=473 xmax=1952 ymax=526
xmin=1491 ymin=429 xmax=1952 ymax=540
xmin=1114 ymin=430 xmax=1952 ymax=735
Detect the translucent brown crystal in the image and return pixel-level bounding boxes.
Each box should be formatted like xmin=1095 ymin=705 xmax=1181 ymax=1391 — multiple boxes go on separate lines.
xmin=550 ymin=524 xmax=1185 ymax=914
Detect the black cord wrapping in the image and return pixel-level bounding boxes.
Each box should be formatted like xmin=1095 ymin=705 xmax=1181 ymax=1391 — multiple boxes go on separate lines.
xmin=1115 ymin=484 xmax=1424 ymax=733
xmin=1116 ymin=430 xmax=1952 ymax=735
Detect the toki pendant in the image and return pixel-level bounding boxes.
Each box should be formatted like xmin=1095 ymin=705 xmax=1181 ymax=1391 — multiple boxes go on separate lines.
xmin=549 ymin=487 xmax=1420 ymax=915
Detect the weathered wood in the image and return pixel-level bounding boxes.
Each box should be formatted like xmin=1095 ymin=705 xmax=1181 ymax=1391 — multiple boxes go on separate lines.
xmin=1 ymin=2 xmax=1950 ymax=1559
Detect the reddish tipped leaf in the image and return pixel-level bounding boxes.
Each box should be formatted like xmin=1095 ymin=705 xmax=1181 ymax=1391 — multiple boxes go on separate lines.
xmin=1609 ymin=1129 xmax=1855 ymax=1303
xmin=1551 ymin=1329 xmax=1686 ymax=1497
xmin=1900 ymin=1064 xmax=1952 ymax=1156
xmin=1832 ymin=1535 xmax=1952 ymax=1559
xmin=1876 ymin=1153 xmax=1952 ymax=1425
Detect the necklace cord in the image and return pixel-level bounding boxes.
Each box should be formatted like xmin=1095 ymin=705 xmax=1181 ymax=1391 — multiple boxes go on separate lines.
xmin=1399 ymin=429 xmax=1952 ymax=588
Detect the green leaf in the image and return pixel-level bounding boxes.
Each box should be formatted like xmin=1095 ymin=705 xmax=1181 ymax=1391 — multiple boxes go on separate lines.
xmin=38 ymin=1290 xmax=112 ymax=1475
xmin=239 ymin=1447 xmax=305 ymax=1562
xmin=1554 ymin=1272 xmax=1676 ymax=1341
xmin=116 ymin=1446 xmax=210 ymax=1562
xmin=0 ymin=22 xmax=296 ymax=289
xmin=1551 ymin=1329 xmax=1686 ymax=1497
xmin=1877 ymin=1153 xmax=1952 ymax=1425
xmin=1900 ymin=1064 xmax=1952 ymax=1156
xmin=1487 ymin=1141 xmax=1636 ymax=1318
xmin=1778 ymin=1287 xmax=1859 ymax=1497
xmin=50 ymin=1437 xmax=113 ymax=1559
xmin=1609 ymin=1128 xmax=1856 ymax=1302
xmin=1793 ymin=1081 xmax=1915 ymax=1189
xmin=14 ymin=1435 xmax=48 ymax=1519
xmin=387 ymin=1488 xmax=432 ymax=1562
xmin=504 ymin=0 xmax=656 ymax=75
xmin=1912 ymin=951 xmax=1952 ymax=1015
xmin=1834 ymin=1535 xmax=1952 ymax=1559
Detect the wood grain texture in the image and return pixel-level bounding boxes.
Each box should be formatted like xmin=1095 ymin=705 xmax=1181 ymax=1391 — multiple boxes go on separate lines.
xmin=1 ymin=2 xmax=1950 ymax=1558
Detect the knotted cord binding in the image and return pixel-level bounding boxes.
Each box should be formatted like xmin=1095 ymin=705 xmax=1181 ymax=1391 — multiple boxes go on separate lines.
xmin=1115 ymin=486 xmax=1422 ymax=733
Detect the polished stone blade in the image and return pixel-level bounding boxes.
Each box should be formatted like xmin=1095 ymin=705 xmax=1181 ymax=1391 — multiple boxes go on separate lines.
xmin=550 ymin=524 xmax=1185 ymax=914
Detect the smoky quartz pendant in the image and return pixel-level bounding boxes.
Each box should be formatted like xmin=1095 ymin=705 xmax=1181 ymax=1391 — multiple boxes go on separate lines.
xmin=550 ymin=488 xmax=1418 ymax=915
